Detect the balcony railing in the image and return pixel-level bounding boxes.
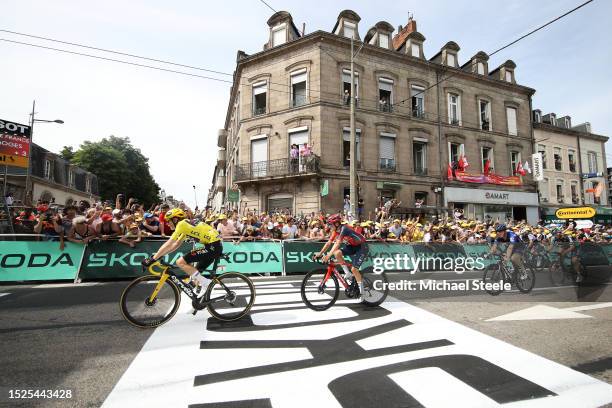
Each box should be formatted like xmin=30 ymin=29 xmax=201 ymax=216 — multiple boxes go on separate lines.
xmin=412 ymin=108 xmax=424 ymax=119
xmin=235 ymin=155 xmax=320 ymax=182
xmin=378 ymin=103 xmax=393 ymax=113
xmin=253 ymin=106 xmax=266 ymax=116
xmin=379 ymin=158 xmax=396 ymax=171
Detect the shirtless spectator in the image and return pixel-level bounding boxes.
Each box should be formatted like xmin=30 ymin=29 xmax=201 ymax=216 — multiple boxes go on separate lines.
xmin=95 ymin=213 xmax=121 ymax=240
xmin=68 ymin=216 xmax=95 ymax=244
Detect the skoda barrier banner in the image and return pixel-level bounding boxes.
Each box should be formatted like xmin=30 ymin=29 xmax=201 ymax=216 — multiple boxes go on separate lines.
xmin=195 ymin=241 xmax=282 ymax=274
xmin=0 ymin=241 xmax=84 ymax=281
xmin=79 ymin=240 xmax=193 ymax=279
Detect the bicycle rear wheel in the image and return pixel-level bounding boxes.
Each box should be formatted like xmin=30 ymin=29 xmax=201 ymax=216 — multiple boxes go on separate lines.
xmin=301 ymin=269 xmax=339 ymax=311
xmin=360 ymin=268 xmax=389 ymax=306
xmin=515 ymin=267 xmax=536 ymax=293
xmin=205 ymin=272 xmax=255 ymax=321
xmin=483 ymin=264 xmax=504 ymax=296
xmin=120 ymin=275 xmax=180 ymax=328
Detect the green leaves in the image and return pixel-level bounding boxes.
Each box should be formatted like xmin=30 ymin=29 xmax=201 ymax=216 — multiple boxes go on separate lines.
xmin=69 ymin=136 xmax=160 ymax=205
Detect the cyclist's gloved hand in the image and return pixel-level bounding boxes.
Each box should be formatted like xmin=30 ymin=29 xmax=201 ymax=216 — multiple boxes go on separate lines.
xmin=142 ymin=257 xmax=157 ymax=267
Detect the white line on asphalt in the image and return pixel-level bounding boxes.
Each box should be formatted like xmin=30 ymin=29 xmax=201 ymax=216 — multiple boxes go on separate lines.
xmin=565 ymin=302 xmax=612 ymax=312
xmin=33 ymin=282 xmax=101 ymax=288
xmin=0 ymin=293 xmax=10 ymax=298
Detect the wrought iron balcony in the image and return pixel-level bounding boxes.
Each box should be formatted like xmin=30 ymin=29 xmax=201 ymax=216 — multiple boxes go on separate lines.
xmin=234 ymin=155 xmax=320 ymax=182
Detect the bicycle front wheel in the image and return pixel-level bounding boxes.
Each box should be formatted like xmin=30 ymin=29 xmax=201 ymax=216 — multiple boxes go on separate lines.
xmin=483 ymin=264 xmax=504 ymax=296
xmin=301 ymin=269 xmax=339 ymax=311
xmin=205 ymin=272 xmax=255 ymax=321
xmin=360 ymin=268 xmax=389 ymax=307
xmin=515 ymin=267 xmax=536 ymax=293
xmin=120 ymin=275 xmax=181 ymax=328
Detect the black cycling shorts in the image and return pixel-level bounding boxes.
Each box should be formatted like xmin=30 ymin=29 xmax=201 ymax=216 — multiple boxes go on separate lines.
xmin=341 ymin=243 xmax=368 ymax=268
xmin=182 ymin=240 xmax=223 ymax=272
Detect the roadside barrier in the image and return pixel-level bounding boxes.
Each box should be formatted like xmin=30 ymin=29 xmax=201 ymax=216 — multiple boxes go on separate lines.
xmin=0 ymin=236 xmax=610 ymax=283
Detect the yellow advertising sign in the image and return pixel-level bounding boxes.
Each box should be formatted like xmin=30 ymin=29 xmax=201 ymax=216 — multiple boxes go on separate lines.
xmin=0 ymin=154 xmax=29 ymax=168
xmin=555 ymin=207 xmax=596 ymax=219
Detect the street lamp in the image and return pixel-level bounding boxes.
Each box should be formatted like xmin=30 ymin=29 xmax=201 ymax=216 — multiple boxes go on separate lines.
xmin=193 ymin=185 xmax=198 ymax=209
xmin=25 ymin=100 xmax=64 ymax=205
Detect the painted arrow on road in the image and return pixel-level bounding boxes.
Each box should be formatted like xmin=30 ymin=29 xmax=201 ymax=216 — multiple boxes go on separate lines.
xmin=486 ymin=302 xmax=612 ymax=321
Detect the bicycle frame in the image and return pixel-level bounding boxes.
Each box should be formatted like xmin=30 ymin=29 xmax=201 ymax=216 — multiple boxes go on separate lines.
xmin=320 ymin=259 xmax=352 ymax=289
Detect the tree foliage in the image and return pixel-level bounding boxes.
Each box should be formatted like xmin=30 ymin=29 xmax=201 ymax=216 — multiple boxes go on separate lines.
xmin=70 ymin=136 xmax=160 ymax=205
xmin=59 ymin=146 xmax=74 ymax=162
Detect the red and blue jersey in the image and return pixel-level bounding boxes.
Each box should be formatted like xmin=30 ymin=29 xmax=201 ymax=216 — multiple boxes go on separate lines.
xmin=331 ymin=225 xmax=366 ymax=246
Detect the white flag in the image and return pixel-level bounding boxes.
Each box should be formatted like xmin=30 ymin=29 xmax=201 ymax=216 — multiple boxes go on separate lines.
xmin=532 ymin=153 xmax=544 ymax=181
xmin=524 ymin=160 xmax=531 ymax=174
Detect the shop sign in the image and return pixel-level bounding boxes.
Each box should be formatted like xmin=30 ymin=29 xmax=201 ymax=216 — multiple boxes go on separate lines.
xmin=555 ymin=207 xmax=596 ymax=219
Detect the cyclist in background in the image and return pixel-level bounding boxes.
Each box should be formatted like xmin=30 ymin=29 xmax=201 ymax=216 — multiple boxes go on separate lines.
xmin=142 ymin=208 xmax=222 ymax=295
xmin=314 ymin=214 xmax=368 ymax=299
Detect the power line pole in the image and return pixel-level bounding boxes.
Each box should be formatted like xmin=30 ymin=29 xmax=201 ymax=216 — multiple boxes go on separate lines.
xmin=349 ymin=37 xmax=356 ymax=219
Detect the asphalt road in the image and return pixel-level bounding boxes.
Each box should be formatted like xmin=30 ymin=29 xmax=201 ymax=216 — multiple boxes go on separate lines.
xmin=0 ymin=273 xmax=611 ymax=407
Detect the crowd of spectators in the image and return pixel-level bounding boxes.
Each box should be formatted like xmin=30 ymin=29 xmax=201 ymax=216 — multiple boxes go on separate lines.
xmin=2 ymin=192 xmax=611 ymax=247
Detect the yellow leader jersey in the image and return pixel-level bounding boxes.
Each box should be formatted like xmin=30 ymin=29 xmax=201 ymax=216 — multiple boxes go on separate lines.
xmin=170 ymin=220 xmax=221 ymax=244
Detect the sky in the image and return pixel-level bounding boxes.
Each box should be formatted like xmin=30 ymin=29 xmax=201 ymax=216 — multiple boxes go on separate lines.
xmin=2 ymin=0 xmax=611 ymax=208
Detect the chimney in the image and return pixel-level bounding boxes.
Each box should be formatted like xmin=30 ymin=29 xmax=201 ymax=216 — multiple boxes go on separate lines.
xmin=392 ymin=18 xmax=417 ymax=50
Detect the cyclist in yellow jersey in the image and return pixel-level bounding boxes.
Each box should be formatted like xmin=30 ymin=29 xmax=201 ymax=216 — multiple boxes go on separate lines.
xmin=142 ymin=208 xmax=222 ymax=296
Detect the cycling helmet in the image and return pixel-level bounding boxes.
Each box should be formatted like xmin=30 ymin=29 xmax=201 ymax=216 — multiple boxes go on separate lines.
xmin=326 ymin=213 xmax=342 ymax=225
xmin=495 ymin=223 xmax=507 ymax=232
xmin=165 ymin=208 xmax=186 ymax=221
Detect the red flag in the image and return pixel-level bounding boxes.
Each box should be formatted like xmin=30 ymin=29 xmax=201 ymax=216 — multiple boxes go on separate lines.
xmin=516 ymin=161 xmax=526 ymax=176
xmin=461 ymin=155 xmax=469 ymax=170
xmin=457 ymin=155 xmax=464 ymax=171
xmin=447 ymin=163 xmax=454 ymax=180
xmin=483 ymin=159 xmax=491 ymax=176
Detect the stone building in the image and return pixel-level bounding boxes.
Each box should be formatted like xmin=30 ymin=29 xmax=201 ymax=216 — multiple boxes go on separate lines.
xmin=532 ymin=111 xmax=609 ymax=215
xmin=214 ymin=10 xmax=539 ymax=222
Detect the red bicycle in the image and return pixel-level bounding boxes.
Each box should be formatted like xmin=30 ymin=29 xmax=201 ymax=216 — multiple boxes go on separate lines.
xmin=300 ymin=258 xmax=389 ymax=311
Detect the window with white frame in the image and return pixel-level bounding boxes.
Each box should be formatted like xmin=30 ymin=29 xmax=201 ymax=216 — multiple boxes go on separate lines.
xmin=593 ymin=181 xmax=601 ymax=204
xmin=506 ymin=106 xmax=518 ymax=136
xmin=379 ymin=33 xmax=389 ymax=49
xmin=379 ymin=133 xmax=396 ymax=170
xmin=571 ymin=182 xmax=578 ymax=203
xmin=538 ymin=144 xmax=547 ymax=169
xmin=413 ymin=142 xmax=427 ymax=174
xmin=378 ymin=78 xmax=393 ymax=112
xmin=534 ymin=110 xmax=541 ymax=123
xmin=342 ymin=128 xmax=361 ymax=166
xmin=44 ymin=159 xmax=51 ymax=179
xmin=411 ymin=85 xmax=424 ymax=118
xmin=250 ymin=136 xmax=268 ymax=177
xmin=448 ymin=142 xmax=463 ymax=165
xmin=568 ymin=150 xmax=576 ymax=172
xmin=510 ymin=151 xmax=521 ymax=175
xmin=343 ymin=21 xmax=356 ymax=39
xmin=554 ymin=147 xmax=562 ymax=171
xmin=272 ymin=24 xmax=286 ymax=47
xmin=479 ymin=99 xmax=491 ymax=130
xmin=342 ymin=69 xmax=359 ymax=105
xmin=587 ymin=152 xmax=598 ymax=173
xmin=252 ymin=81 xmax=267 ymax=116
xmin=85 ymin=176 xmax=91 ymax=193
xmin=411 ymin=42 xmax=420 ymax=58
xmin=481 ymin=146 xmax=494 ymax=172
xmin=447 ymin=53 xmax=456 ymax=67
xmin=505 ymin=70 xmax=512 ymax=82
xmin=556 ymin=180 xmax=565 ymax=202
xmin=541 ymin=178 xmax=549 ymax=200
xmin=68 ymin=169 xmax=75 ymax=188
xmin=290 ymin=69 xmax=307 ymax=107
xmin=448 ymin=93 xmax=461 ymax=125
xmin=476 ymin=62 xmax=485 ymax=75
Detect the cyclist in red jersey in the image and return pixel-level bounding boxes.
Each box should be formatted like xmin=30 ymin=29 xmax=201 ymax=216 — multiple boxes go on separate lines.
xmin=314 ymin=214 xmax=369 ymax=300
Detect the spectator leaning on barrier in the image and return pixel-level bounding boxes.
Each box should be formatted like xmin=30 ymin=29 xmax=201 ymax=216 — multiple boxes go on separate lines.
xmin=119 ymin=222 xmax=142 ymax=248
xmin=14 ymin=207 xmax=36 ymax=234
xmin=158 ymin=203 xmax=172 ymax=237
xmin=216 ymin=214 xmax=239 ymax=238
xmin=140 ymin=212 xmax=160 ymax=235
xmin=68 ymin=216 xmax=95 ymax=244
xmin=96 ymin=213 xmax=121 ymax=240
xmin=34 ymin=205 xmax=61 ymax=240
xmin=282 ymin=217 xmax=299 ymax=239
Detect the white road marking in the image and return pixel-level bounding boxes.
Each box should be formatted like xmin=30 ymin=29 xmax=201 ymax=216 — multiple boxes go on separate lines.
xmin=103 ymin=281 xmax=612 ymax=408
xmin=487 ymin=302 xmax=612 ymax=321
xmin=0 ymin=293 xmax=10 ymax=298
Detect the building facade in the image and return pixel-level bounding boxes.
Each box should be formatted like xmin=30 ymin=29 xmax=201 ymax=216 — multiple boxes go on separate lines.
xmin=214 ymin=10 xmax=539 ymax=222
xmin=3 ymin=143 xmax=99 ymax=206
xmin=608 ymin=167 xmax=612 ymax=206
xmin=533 ymin=111 xmax=609 ymax=215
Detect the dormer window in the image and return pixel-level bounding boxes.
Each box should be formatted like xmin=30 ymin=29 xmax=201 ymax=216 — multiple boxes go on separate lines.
xmin=411 ymin=43 xmax=420 ymax=57
xmin=534 ymin=111 xmax=541 ymax=123
xmin=44 ymin=159 xmax=52 ymax=179
xmin=272 ymin=24 xmax=287 ymax=47
xmin=477 ymin=62 xmax=485 ymax=75
xmin=85 ymin=176 xmax=91 ymax=193
xmin=379 ymin=33 xmax=390 ymax=49
xmin=343 ymin=21 xmax=356 ymax=39
xmin=505 ymin=70 xmax=513 ymax=82
xmin=68 ymin=169 xmax=75 ymax=188
xmin=447 ymin=53 xmax=456 ymax=67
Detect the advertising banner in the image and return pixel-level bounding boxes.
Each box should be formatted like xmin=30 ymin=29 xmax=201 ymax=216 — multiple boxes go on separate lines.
xmin=0 ymin=241 xmax=84 ymax=281
xmin=0 ymin=118 xmax=31 ymax=169
xmin=555 ymin=207 xmax=596 ymax=219
xmin=195 ymin=241 xmax=283 ymax=274
xmin=532 ymin=153 xmax=544 ymax=181
xmin=79 ymin=240 xmax=193 ymax=279
xmin=454 ymin=171 xmax=522 ymax=186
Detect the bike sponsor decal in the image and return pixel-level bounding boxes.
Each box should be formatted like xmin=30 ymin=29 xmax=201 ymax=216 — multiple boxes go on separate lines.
xmin=103 ymin=280 xmax=612 ymax=408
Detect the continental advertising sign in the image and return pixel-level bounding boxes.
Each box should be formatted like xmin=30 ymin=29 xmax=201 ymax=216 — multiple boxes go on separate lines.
xmin=0 ymin=118 xmax=31 ymax=169
xmin=0 ymin=241 xmax=84 ymax=281
xmin=555 ymin=207 xmax=596 ymax=219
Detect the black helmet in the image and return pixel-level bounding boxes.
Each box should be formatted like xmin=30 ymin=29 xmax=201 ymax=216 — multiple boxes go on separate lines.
xmin=495 ymin=223 xmax=507 ymax=232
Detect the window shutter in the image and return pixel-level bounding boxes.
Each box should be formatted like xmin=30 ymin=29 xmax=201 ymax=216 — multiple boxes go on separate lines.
xmin=378 ymin=79 xmax=393 ymax=92
xmin=272 ymin=27 xmax=286 ymax=46
xmin=253 ymin=83 xmax=267 ymax=95
xmin=289 ymin=130 xmax=308 ymax=147
xmin=411 ymin=43 xmax=420 ymax=57
xmin=291 ymin=71 xmax=307 ymax=84
xmin=251 ymin=138 xmax=268 ymax=163
xmin=506 ymin=107 xmax=517 ymax=135
xmin=379 ymin=136 xmax=395 ymax=159
xmin=477 ymin=62 xmax=485 ymax=75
